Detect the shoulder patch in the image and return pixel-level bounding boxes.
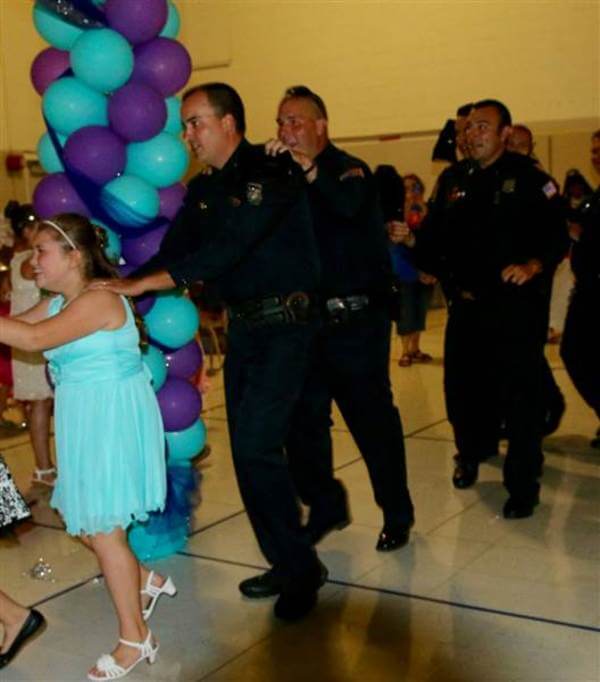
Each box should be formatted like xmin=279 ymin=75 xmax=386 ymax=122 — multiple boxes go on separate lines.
xmin=542 ymin=180 xmax=558 ymax=199
xmin=340 ymin=167 xmax=365 ymax=181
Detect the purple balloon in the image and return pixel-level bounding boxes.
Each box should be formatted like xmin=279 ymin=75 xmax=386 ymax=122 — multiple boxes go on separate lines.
xmin=64 ymin=126 xmax=126 ymax=185
xmin=106 ymin=0 xmax=168 ymax=45
xmin=33 ymin=173 xmax=90 ymax=219
xmin=165 ymin=340 xmax=202 ymax=379
xmin=108 ymin=82 xmax=167 ymax=142
xmin=30 ymin=47 xmax=70 ymax=96
xmin=159 ymin=183 xmax=186 ymax=220
xmin=157 ymin=377 xmax=202 ymax=431
xmin=121 ymin=225 xmax=168 ymax=266
xmin=118 ymin=262 xmax=136 ymax=278
xmin=131 ymin=38 xmax=192 ymax=97
xmin=135 ymin=294 xmax=156 ymax=316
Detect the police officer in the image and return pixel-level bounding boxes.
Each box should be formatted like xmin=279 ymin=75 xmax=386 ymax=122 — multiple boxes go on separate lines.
xmin=98 ymin=83 xmax=325 ymax=621
xmin=262 ymin=85 xmax=414 ymax=558
xmin=504 ymin=123 xmax=566 ymax=436
xmin=402 ymin=99 xmax=568 ymax=518
xmin=560 ymin=130 xmax=600 ymax=448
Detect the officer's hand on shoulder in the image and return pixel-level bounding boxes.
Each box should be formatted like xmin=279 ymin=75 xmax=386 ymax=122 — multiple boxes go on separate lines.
xmin=265 ymin=139 xmax=289 ymax=157
xmin=501 ymin=259 xmax=542 ymax=285
xmin=387 ymin=221 xmax=414 ymax=246
xmin=264 ymin=139 xmax=315 ymax=179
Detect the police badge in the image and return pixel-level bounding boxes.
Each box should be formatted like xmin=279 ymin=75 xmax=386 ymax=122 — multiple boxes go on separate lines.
xmin=246 ymin=182 xmax=263 ymax=206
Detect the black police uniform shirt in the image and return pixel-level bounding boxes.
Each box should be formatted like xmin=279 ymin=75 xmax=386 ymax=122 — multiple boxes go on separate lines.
xmin=308 ymin=143 xmax=392 ymax=300
xmin=570 ymin=187 xmax=600 ymax=293
xmin=414 ymin=151 xmax=569 ymax=299
xmin=139 ymin=138 xmax=320 ymax=305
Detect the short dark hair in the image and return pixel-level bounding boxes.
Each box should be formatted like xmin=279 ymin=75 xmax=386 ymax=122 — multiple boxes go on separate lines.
xmin=282 ymin=85 xmax=328 ymax=120
xmin=592 ymin=129 xmax=600 ymax=141
xmin=456 ymin=103 xmax=473 ymax=118
xmin=3 ymin=200 xmax=36 ymax=237
xmin=472 ymin=99 xmax=512 ymax=128
xmin=182 ymin=82 xmax=246 ymax=134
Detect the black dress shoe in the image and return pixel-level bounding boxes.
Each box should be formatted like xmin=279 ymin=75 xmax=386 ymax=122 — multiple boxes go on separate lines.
xmin=376 ymin=521 xmax=414 ymax=552
xmin=239 ymin=569 xmax=284 ymax=599
xmin=240 ymin=562 xmax=328 ymax=600
xmin=452 ymin=461 xmax=479 ymax=489
xmin=0 ymin=609 xmax=46 ymax=669
xmin=503 ymin=495 xmax=539 ymax=519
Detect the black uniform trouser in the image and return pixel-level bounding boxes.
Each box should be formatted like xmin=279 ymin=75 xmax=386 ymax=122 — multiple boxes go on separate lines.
xmin=224 ymin=319 xmax=319 ymax=579
xmin=286 ymin=308 xmax=414 ymax=528
xmin=444 ymin=292 xmax=546 ymax=501
xmin=561 ymin=290 xmax=600 ymax=420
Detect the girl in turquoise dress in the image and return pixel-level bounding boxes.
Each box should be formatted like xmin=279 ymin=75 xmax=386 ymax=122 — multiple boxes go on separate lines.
xmin=0 ymin=214 xmax=176 ymax=680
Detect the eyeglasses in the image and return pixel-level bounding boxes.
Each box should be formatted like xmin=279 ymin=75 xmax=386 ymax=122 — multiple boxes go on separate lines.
xmin=283 ymin=85 xmax=328 ymax=120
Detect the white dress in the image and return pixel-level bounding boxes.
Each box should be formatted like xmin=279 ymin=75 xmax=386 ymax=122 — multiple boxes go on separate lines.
xmin=9 ymin=250 xmax=53 ymax=400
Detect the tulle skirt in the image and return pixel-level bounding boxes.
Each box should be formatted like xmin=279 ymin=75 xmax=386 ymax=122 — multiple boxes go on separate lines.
xmin=51 ymin=371 xmax=166 ymax=536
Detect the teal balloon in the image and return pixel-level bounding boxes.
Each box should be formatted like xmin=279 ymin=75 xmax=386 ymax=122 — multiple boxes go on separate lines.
xmin=42 ymin=77 xmax=108 ymax=136
xmin=160 ymin=1 xmax=181 ymax=38
xmin=71 ymin=29 xmax=134 ymax=94
xmin=163 ymin=97 xmax=182 ymax=135
xmin=142 ymin=344 xmax=168 ymax=392
xmin=90 ymin=218 xmax=121 ymax=263
xmin=37 ymin=132 xmax=66 ymax=173
xmin=33 ymin=3 xmax=84 ymax=49
xmin=166 ymin=419 xmax=207 ymax=462
xmin=143 ymin=292 xmax=199 ymax=349
xmin=101 ymin=175 xmax=160 ymax=228
xmin=128 ymin=520 xmax=186 ymax=562
xmin=103 ymin=226 xmax=122 ymax=263
xmin=125 ymin=133 xmax=189 ymax=189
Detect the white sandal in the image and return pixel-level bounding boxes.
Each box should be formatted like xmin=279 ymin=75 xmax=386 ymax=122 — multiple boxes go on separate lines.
xmin=87 ymin=630 xmax=158 ymax=680
xmin=141 ymin=571 xmax=177 ymax=621
xmin=31 ymin=467 xmax=56 ymax=488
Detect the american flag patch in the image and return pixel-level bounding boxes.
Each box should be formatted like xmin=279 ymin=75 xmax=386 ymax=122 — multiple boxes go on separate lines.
xmin=542 ymin=181 xmax=558 ymax=199
xmin=340 ymin=167 xmax=365 ymax=181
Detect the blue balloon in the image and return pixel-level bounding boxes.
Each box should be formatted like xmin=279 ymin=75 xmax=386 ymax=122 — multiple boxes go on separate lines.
xmin=71 ymin=29 xmax=134 ymax=94
xmin=160 ymin=1 xmax=181 ymax=38
xmin=101 ymin=175 xmax=160 ymax=229
xmin=125 ymin=133 xmax=189 ymax=189
xmin=43 ymin=77 xmax=108 ymax=136
xmin=166 ymin=419 xmax=207 ymax=462
xmin=142 ymin=344 xmax=168 ymax=392
xmin=163 ymin=97 xmax=182 ymax=135
xmin=33 ymin=3 xmax=84 ymax=49
xmin=143 ymin=292 xmax=199 ymax=349
xmin=37 ymin=131 xmax=66 ymax=173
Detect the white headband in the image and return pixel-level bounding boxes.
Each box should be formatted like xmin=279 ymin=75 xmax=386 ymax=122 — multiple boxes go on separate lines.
xmin=41 ymin=220 xmax=78 ymax=251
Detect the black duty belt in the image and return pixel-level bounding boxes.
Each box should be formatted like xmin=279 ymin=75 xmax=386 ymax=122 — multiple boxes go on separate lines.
xmin=324 ymin=294 xmax=370 ymax=324
xmin=227 ymin=292 xmax=312 ymax=327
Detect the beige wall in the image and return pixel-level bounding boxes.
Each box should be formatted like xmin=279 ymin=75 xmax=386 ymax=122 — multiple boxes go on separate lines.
xmin=1 ymin=0 xmax=599 ymax=206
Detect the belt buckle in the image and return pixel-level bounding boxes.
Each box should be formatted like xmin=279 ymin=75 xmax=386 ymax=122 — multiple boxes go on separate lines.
xmin=326 ymin=297 xmax=349 ymax=323
xmin=284 ymin=291 xmax=310 ymax=322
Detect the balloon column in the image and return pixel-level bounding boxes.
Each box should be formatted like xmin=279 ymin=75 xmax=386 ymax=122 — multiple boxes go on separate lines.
xmin=30 ymin=0 xmax=205 ymax=560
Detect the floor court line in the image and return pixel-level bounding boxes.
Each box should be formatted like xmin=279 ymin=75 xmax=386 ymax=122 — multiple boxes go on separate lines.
xmin=177 ymin=550 xmax=600 ymax=635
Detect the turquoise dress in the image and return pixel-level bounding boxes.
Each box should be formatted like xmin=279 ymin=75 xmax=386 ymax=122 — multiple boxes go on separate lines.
xmin=44 ymin=295 xmax=166 ymax=536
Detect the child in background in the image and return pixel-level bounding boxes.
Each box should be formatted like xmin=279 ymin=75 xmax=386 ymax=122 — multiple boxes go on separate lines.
xmin=4 ymin=201 xmax=54 ymax=484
